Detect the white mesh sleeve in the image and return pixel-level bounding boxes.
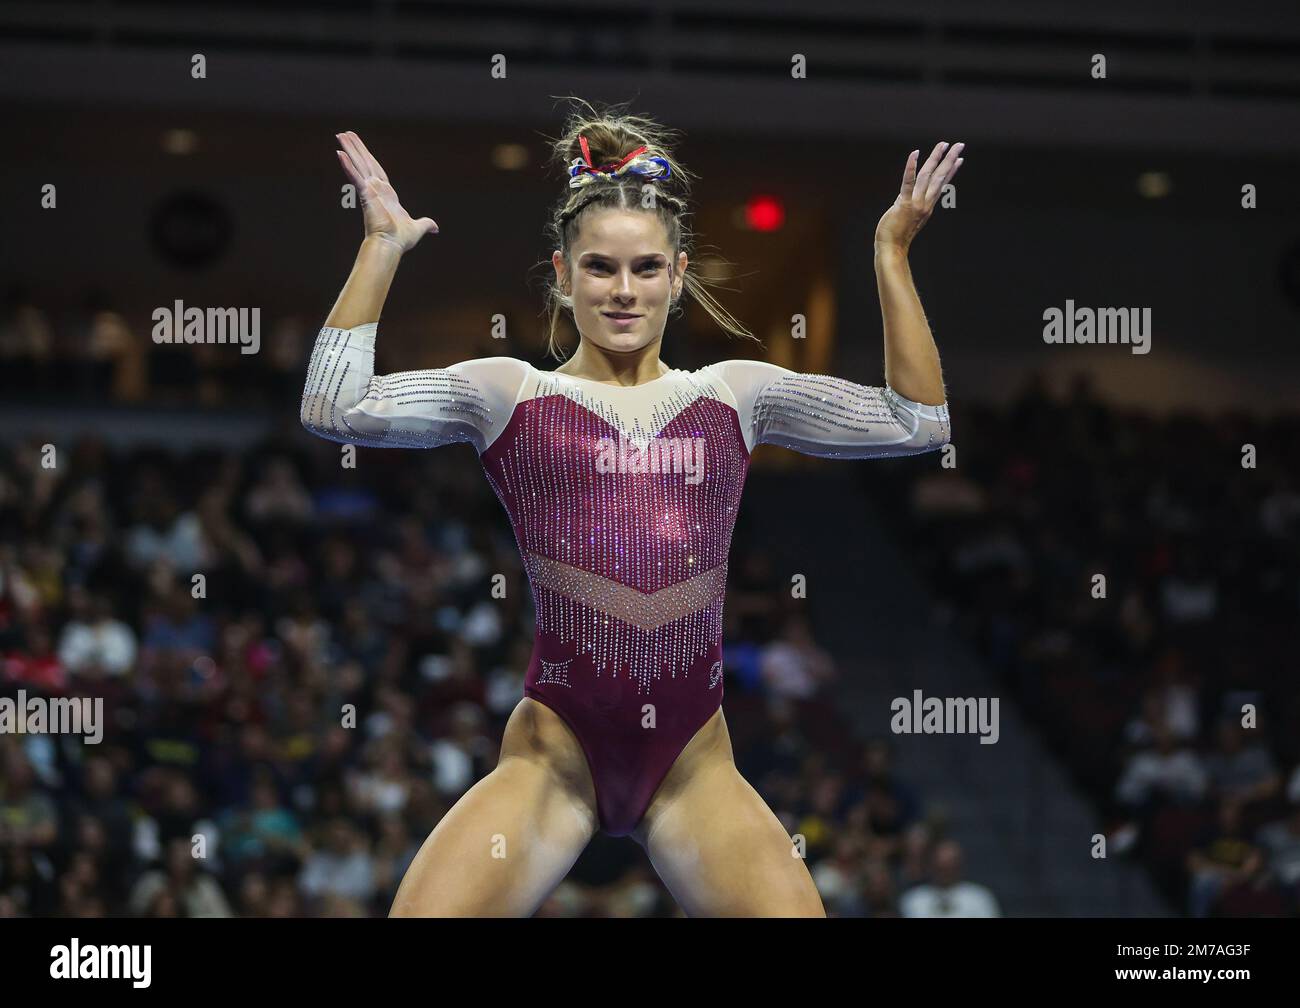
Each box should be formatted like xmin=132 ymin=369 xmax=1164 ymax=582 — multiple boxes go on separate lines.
xmin=706 ymin=358 xmax=951 ymax=458
xmin=300 ymin=322 xmax=530 ymax=452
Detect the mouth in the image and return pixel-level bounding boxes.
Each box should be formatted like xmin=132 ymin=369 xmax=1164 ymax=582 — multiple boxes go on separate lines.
xmin=602 ymin=312 xmax=642 ymax=320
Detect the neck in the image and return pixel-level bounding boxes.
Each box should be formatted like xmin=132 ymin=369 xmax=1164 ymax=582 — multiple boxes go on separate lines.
xmin=556 ymin=339 xmax=669 ymax=387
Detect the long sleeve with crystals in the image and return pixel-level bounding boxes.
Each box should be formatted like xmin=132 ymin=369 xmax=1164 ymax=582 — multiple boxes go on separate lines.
xmin=300 ymin=323 xmax=528 ymax=452
xmin=704 ymin=358 xmax=951 ymax=458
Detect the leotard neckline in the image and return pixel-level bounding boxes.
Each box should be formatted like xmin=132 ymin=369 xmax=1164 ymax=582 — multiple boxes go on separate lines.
xmin=543 ymin=365 xmax=680 ymax=390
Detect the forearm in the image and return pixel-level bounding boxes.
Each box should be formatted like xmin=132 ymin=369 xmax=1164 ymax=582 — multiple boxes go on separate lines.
xmin=324 ymin=236 xmax=404 ymax=329
xmin=875 ymin=243 xmax=945 ymax=405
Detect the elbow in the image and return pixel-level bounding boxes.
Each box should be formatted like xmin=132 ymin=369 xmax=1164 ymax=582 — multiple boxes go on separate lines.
xmin=885 ymin=386 xmax=951 ymax=456
xmin=299 ymin=395 xmax=324 ymax=440
xmin=889 ymin=419 xmax=949 ymax=458
xmin=918 ymin=408 xmax=952 ymax=454
xmin=878 ymin=384 xmax=951 ymax=455
xmin=299 ymin=394 xmax=347 ymax=444
xmin=300 ymin=411 xmax=328 ymax=441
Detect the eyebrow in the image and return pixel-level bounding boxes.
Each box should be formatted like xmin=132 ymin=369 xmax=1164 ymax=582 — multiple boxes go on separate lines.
xmin=579 ymin=252 xmax=668 ymax=263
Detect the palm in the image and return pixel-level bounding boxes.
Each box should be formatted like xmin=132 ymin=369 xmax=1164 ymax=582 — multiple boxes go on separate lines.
xmin=875 ymin=141 xmax=964 ymax=250
xmin=335 ymin=131 xmax=438 ymax=252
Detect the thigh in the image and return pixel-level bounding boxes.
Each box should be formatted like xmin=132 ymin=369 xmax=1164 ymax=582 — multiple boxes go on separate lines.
xmin=389 ymin=699 xmax=598 ymax=917
xmin=634 ymin=735 xmax=825 ymax=917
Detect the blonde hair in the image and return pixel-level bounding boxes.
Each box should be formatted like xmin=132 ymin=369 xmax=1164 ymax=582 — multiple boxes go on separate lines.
xmin=540 ymin=97 xmax=758 ymax=361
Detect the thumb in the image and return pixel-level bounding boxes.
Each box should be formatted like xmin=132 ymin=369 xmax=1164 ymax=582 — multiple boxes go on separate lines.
xmin=416 ymin=217 xmax=439 ymax=235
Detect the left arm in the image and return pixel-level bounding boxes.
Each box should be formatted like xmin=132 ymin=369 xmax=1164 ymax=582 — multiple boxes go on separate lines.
xmin=876 ymin=245 xmax=944 ymax=405
xmin=874 ymin=140 xmax=964 ymax=405
xmin=706 ymin=358 xmax=950 ymax=459
xmin=705 ymin=142 xmax=964 ymax=460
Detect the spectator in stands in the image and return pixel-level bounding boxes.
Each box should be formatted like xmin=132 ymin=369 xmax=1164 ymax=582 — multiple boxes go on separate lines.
xmin=0 ymin=746 xmax=58 ymax=853
xmin=1185 ymin=800 xmax=1264 ymax=917
xmin=123 ymin=483 xmax=207 ymax=573
xmin=4 ymin=621 xmax=67 ymax=693
xmin=219 ymin=773 xmax=305 ymax=874
xmin=62 ymin=756 xmax=134 ymax=872
xmin=1124 ymin=649 xmax=1200 ymax=746
xmin=759 ymin=612 xmax=836 ymax=699
xmin=299 ymin=818 xmax=375 ymax=910
xmin=1115 ymin=718 xmax=1207 ymax=812
xmin=847 ymin=737 xmax=921 ymax=856
xmin=55 ymin=587 xmax=137 ymax=678
xmin=348 ymin=739 xmax=413 ymax=818
xmin=245 ymin=456 xmax=314 ymax=525
xmin=0 ymin=543 xmax=44 ymax=634
xmin=129 ymin=836 xmax=234 ymax=917
xmin=860 ymin=857 xmax=900 ymax=916
xmin=1203 ymin=718 xmax=1281 ymax=810
xmin=1255 ymin=800 xmax=1300 ymax=911
xmin=0 ymin=284 xmax=54 ymax=370
xmin=1158 ymin=547 xmax=1219 ymax=625
xmin=428 ymin=702 xmax=493 ymax=799
xmin=811 ymin=834 xmax=868 ymax=916
xmin=900 ymin=839 xmax=1001 ymax=917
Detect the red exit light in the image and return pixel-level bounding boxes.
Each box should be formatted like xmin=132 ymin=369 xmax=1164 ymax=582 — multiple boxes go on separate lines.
xmin=744 ymin=194 xmax=785 ymax=231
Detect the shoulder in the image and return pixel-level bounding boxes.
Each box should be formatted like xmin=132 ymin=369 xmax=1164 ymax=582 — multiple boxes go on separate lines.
xmin=700 ymin=359 xmax=792 ymax=384
xmin=445 ymin=357 xmax=533 ymax=398
xmin=447 ymin=356 xmax=532 ymax=381
xmin=697 ymin=359 xmax=793 ymax=407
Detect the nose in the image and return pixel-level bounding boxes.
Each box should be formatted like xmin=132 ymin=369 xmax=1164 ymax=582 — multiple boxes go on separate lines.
xmin=612 ymin=268 xmax=635 ymax=303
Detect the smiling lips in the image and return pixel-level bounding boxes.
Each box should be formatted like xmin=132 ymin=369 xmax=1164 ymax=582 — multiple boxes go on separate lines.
xmin=603 ymin=312 xmax=642 ymax=328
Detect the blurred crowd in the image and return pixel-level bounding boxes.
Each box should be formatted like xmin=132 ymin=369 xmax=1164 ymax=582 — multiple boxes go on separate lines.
xmin=880 ymin=371 xmax=1300 ymax=917
xmin=0 ymin=384 xmax=994 ymax=916
xmin=0 ymin=285 xmax=308 ymax=407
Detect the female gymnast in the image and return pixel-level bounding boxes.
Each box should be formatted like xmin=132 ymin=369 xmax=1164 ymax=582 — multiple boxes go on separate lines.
xmin=301 ymin=105 xmax=961 ymax=917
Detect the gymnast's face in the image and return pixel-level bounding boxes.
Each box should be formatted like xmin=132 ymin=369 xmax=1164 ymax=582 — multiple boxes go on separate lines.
xmin=555 ymin=208 xmax=687 ymax=356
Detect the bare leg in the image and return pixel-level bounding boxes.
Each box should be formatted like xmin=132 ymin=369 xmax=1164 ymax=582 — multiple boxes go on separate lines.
xmin=390 ymin=698 xmax=598 ymax=917
xmin=632 ymin=711 xmax=826 ymax=917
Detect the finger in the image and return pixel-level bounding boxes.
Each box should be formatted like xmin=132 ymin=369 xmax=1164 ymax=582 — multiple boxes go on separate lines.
xmin=345 ymin=131 xmax=382 ymax=181
xmin=340 ymin=131 xmax=381 ymax=188
xmin=337 ymin=134 xmax=369 ymax=186
xmin=349 ymin=131 xmax=389 ymax=183
xmin=335 ymin=148 xmax=365 ymax=190
xmin=924 ymin=143 xmax=963 ymax=204
xmin=913 ymin=141 xmax=948 ymax=200
xmin=899 ymin=149 xmax=918 ymax=200
xmin=338 ymin=131 xmax=367 ymax=175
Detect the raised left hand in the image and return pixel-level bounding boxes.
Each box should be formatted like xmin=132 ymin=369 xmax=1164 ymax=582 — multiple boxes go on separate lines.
xmin=875 ymin=141 xmax=964 ymax=252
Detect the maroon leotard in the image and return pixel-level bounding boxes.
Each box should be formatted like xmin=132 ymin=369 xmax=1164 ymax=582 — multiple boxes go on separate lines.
xmin=302 ymin=323 xmax=950 ymax=835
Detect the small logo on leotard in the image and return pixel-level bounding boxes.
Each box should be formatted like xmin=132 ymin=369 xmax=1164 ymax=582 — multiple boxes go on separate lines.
xmin=537 ymin=658 xmax=572 ymax=688
xmin=708 ymin=660 xmax=723 ymax=689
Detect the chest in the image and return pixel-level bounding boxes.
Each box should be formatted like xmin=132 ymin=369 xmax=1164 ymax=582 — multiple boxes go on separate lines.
xmin=480 ymin=388 xmax=750 ymax=534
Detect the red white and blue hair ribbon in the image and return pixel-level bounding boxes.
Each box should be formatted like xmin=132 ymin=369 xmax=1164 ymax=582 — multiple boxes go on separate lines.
xmin=568 ymin=136 xmax=672 ymax=189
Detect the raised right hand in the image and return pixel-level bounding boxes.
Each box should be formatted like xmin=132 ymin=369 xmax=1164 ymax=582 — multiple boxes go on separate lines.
xmin=335 ymin=131 xmax=439 ymax=253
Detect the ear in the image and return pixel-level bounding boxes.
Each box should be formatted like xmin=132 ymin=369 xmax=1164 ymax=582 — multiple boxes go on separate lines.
xmin=551 ymin=249 xmax=568 ymax=292
xmin=673 ymin=250 xmax=688 ymax=299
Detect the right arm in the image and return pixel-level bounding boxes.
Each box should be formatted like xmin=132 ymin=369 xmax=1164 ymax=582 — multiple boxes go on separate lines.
xmin=325 ymin=234 xmax=404 ymax=331
xmin=300 ymin=322 xmax=527 ymax=451
xmin=300 ymin=133 xmax=527 ymax=451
